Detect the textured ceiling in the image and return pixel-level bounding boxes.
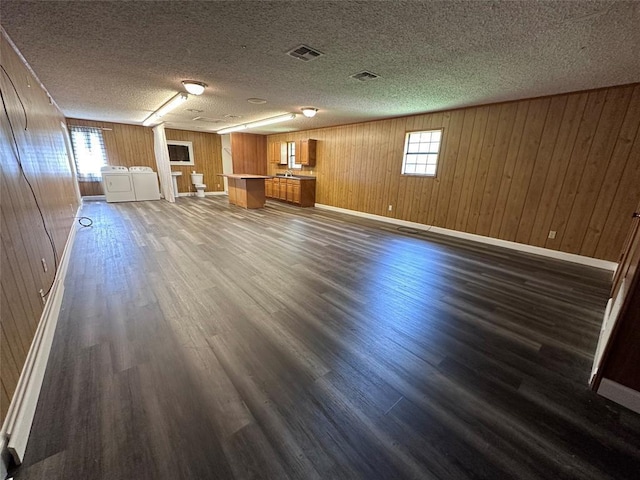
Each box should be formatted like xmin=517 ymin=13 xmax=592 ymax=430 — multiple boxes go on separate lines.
xmin=1 ymin=1 xmax=639 ymax=134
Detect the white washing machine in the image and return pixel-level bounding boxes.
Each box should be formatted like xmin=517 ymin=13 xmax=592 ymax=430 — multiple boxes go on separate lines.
xmin=101 ymin=166 xmax=135 ymax=203
xmin=130 ymin=166 xmax=161 ymax=201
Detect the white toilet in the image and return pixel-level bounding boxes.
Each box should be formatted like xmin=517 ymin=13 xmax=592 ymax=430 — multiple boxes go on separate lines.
xmin=190 ymin=172 xmax=206 ymax=197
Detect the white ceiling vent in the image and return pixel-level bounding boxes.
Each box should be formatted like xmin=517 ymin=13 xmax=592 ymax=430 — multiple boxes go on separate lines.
xmin=351 ymin=71 xmax=379 ymax=81
xmin=287 ymin=44 xmax=323 ymax=61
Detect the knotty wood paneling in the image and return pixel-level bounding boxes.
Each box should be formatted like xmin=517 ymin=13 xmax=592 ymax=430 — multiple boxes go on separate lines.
xmin=66 ymin=118 xmax=155 ymax=168
xmin=0 ymin=32 xmax=79 ymax=421
xmin=267 ymin=83 xmax=640 ymax=262
xmin=65 ymin=119 xmax=154 ymax=195
xmin=66 ymin=120 xmax=224 ymax=195
xmin=165 ymin=128 xmax=224 ymax=194
xmin=78 ymin=181 xmax=104 ymax=196
xmin=230 ymin=133 xmax=267 ymax=175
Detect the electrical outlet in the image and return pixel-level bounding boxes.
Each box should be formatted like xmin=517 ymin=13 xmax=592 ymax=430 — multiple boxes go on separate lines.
xmin=548 ymin=230 xmax=557 ymax=239
xmin=41 ymin=258 xmax=48 ymax=272
xmin=388 ymin=205 xmax=393 ymax=212
xmin=216 ymin=183 xmax=220 ymax=188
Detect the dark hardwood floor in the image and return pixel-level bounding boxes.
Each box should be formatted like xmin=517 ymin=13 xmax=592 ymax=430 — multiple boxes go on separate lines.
xmin=13 ymin=197 xmax=640 ymax=479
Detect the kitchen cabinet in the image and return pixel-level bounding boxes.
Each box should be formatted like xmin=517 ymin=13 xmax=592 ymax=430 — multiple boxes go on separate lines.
xmin=269 ymin=177 xmax=287 ymax=201
xmin=265 ymin=177 xmax=316 ymax=207
xmin=296 ymin=139 xmax=317 ymax=166
xmin=269 ymin=142 xmax=287 ymax=165
xmin=278 ymin=179 xmax=288 ymax=201
xmin=220 ymin=174 xmax=270 ymax=209
xmin=265 ymin=178 xmax=273 ymax=198
xmin=269 ymin=178 xmax=278 ymax=198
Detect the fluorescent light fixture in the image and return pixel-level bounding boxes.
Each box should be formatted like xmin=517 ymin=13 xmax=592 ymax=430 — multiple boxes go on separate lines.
xmin=142 ymin=116 xmax=157 ymax=127
xmin=216 ymin=124 xmax=247 ymax=134
xmin=182 ymin=81 xmax=207 ymax=95
xmin=301 ymin=107 xmax=318 ymax=118
xmin=142 ymin=92 xmax=189 ymax=127
xmin=216 ymin=113 xmax=297 ymax=135
xmin=248 ymin=113 xmax=296 ymax=128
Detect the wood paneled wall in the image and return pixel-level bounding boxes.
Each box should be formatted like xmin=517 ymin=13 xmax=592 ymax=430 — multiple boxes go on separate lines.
xmin=268 ymin=84 xmax=640 ymax=262
xmin=165 ymin=129 xmax=224 ymax=193
xmin=1 ymin=32 xmax=79 ymax=421
xmin=66 ymin=120 xmax=224 ymax=195
xmin=66 ymin=119 xmax=154 ymax=196
xmin=231 ymin=133 xmax=267 ymax=175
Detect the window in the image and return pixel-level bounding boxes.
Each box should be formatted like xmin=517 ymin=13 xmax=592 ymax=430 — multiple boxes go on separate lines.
xmin=287 ymin=141 xmax=301 ymax=169
xmin=69 ymin=126 xmax=108 ymax=181
xmin=167 ymin=140 xmax=195 ymax=165
xmin=401 ymin=129 xmax=443 ymax=176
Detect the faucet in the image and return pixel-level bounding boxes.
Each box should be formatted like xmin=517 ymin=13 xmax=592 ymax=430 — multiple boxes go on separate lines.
xmin=284 ymin=170 xmax=293 ymax=177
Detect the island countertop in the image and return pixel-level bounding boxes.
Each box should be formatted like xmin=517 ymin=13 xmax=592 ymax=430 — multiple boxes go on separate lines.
xmin=219 ymin=174 xmax=269 ymax=208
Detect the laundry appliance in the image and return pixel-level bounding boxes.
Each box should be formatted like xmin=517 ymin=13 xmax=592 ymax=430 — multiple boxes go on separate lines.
xmin=101 ymin=166 xmax=135 ymax=203
xmin=130 ymin=166 xmax=161 ymax=201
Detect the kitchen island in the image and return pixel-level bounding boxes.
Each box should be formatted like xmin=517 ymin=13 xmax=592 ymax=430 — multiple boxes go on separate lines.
xmin=219 ymin=174 xmax=271 ymax=208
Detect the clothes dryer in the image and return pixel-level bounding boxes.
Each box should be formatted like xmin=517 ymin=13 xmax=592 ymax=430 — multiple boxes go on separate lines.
xmin=101 ymin=166 xmax=135 ymax=202
xmin=130 ymin=166 xmax=161 ymax=201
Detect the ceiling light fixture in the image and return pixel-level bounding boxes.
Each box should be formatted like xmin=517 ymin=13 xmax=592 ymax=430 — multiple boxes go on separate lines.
xmin=216 ymin=113 xmax=297 ymax=135
xmin=182 ymin=80 xmax=207 ymax=95
xmin=142 ymin=92 xmax=189 ymax=126
xmin=216 ymin=124 xmax=248 ymax=134
xmin=301 ymin=107 xmax=318 ymax=118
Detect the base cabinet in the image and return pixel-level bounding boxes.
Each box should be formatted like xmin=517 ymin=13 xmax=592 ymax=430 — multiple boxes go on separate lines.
xmin=265 ymin=177 xmax=315 ymax=207
xmin=226 ymin=177 xmax=267 ymax=209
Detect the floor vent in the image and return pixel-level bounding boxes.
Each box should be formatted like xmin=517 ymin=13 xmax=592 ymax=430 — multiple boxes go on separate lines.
xmin=287 ymin=44 xmax=323 ymax=61
xmin=351 ymin=71 xmax=379 ymax=81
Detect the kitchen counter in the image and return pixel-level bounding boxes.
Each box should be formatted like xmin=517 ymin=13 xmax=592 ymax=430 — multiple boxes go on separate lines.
xmin=218 ymin=174 xmax=270 ymax=208
xmin=273 ymin=174 xmax=316 ymax=180
xmin=266 ymin=176 xmax=316 ymax=207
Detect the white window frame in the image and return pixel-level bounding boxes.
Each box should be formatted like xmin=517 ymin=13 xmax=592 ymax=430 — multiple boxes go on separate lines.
xmin=401 ymin=129 xmax=443 ymax=177
xmin=167 ymin=140 xmax=195 ymax=166
xmin=287 ymin=141 xmax=301 ymax=169
xmin=69 ymin=125 xmax=108 ymax=181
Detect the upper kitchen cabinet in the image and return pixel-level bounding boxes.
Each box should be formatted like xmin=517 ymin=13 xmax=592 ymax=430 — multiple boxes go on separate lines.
xmin=296 ymin=139 xmax=317 ymax=166
xmin=269 ymin=141 xmax=287 ymax=165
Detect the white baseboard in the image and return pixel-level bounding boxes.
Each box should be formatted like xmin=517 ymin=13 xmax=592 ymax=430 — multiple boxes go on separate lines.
xmin=314 ymin=203 xmax=617 ymax=272
xmin=598 ymin=378 xmax=640 ymax=414
xmin=1 ymin=208 xmax=81 ymax=475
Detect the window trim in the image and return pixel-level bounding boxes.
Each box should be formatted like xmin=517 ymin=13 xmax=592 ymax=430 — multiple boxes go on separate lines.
xmin=167 ymin=140 xmax=195 ymax=166
xmin=400 ymin=128 xmax=443 ymax=177
xmin=68 ymin=125 xmax=108 ymax=181
xmin=287 ymin=141 xmax=302 ymax=169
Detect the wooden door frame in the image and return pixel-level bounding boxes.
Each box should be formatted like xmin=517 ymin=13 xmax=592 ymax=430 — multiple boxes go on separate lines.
xmin=590 ymin=202 xmax=640 ymax=390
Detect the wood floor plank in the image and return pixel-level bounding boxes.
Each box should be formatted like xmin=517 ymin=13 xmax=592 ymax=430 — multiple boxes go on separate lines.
xmin=12 ymin=197 xmax=640 ymax=480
